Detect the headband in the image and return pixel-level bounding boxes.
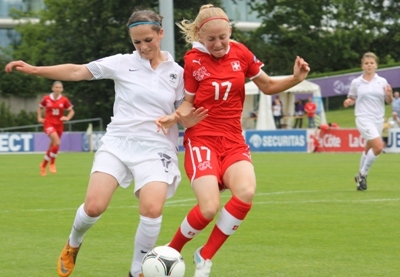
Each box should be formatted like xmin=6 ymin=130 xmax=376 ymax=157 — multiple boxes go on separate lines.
xmin=198 ymin=17 xmax=229 ymax=30
xmin=128 ymin=21 xmax=161 ymax=29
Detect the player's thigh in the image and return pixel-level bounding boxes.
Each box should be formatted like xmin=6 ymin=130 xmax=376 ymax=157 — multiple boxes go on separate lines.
xmin=184 ymin=137 xmax=221 ymax=184
xmin=138 ymin=181 xmax=168 ymax=218
xmin=84 ymin=171 xmax=119 ymax=216
xmin=356 ymin=117 xmax=383 ymax=140
xmin=223 ymin=161 xmax=256 ymax=203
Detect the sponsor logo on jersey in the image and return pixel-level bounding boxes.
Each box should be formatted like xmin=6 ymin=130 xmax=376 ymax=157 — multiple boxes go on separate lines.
xmin=192 ymin=58 xmax=202 ymax=65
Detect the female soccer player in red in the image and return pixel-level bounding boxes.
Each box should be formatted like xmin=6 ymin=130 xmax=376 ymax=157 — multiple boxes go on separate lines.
xmin=156 ymin=4 xmax=310 ymax=277
xmin=38 ymin=81 xmax=74 ymax=176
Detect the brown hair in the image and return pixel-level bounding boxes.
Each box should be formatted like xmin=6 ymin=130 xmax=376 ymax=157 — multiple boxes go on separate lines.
xmin=176 ymin=4 xmax=229 ymax=44
xmin=126 ymin=9 xmax=163 ymax=33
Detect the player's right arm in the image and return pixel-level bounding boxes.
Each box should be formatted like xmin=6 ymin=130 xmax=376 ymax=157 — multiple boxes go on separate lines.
xmin=343 ymin=98 xmax=355 ymax=108
xmin=155 ymin=94 xmax=208 ymax=134
xmin=37 ymin=106 xmax=44 ymax=123
xmin=4 ymin=60 xmax=93 ymax=81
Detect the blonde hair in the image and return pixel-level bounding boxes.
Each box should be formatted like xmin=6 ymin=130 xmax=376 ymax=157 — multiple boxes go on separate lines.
xmin=176 ymin=4 xmax=229 ymax=44
xmin=361 ymin=52 xmax=378 ymax=65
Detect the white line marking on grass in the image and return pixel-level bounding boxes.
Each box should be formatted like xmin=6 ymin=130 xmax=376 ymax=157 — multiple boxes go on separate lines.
xmin=0 ymin=195 xmax=400 ymax=214
xmin=253 ymin=198 xmax=400 ymax=205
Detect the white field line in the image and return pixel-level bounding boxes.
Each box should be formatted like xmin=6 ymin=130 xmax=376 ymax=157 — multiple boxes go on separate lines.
xmin=1 ymin=190 xmax=399 ymax=213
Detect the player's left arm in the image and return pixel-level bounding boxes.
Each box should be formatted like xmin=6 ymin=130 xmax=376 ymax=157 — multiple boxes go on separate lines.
xmin=253 ymin=56 xmax=310 ymax=95
xmin=385 ymin=84 xmax=393 ymax=104
xmin=61 ymin=108 xmax=75 ymax=121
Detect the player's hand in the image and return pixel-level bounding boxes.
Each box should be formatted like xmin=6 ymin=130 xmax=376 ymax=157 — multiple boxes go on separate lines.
xmin=60 ymin=116 xmax=69 ymax=121
xmin=384 ymin=84 xmax=393 ymax=97
xmin=178 ymin=107 xmax=208 ymax=128
xmin=155 ymin=114 xmax=179 ymax=134
xmin=343 ymin=98 xmax=353 ymax=108
xmin=4 ymin=60 xmax=36 ymax=74
xmin=293 ymin=56 xmax=310 ymax=82
xmin=38 ymin=118 xmax=44 ymax=124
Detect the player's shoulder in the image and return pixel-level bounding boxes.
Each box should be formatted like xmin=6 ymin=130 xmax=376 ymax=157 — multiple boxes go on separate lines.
xmin=350 ymin=75 xmax=363 ymax=85
xmin=374 ymin=74 xmax=388 ymax=83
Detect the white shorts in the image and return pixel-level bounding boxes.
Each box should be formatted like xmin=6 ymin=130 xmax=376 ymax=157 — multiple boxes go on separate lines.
xmin=91 ymin=134 xmax=181 ymax=199
xmin=356 ymin=117 xmax=383 ymax=141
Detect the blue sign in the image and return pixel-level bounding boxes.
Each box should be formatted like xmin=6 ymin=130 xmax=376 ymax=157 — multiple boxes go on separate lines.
xmin=0 ymin=133 xmax=34 ymax=152
xmin=82 ymin=132 xmax=105 ymax=152
xmin=245 ymin=130 xmax=307 ymax=152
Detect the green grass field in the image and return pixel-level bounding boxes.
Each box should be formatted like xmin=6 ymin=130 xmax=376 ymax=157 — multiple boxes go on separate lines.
xmin=1 ymin=152 xmax=399 ymax=277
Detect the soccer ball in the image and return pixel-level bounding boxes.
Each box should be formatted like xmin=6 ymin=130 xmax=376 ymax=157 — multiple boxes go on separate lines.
xmin=141 ymin=246 xmax=185 ymax=277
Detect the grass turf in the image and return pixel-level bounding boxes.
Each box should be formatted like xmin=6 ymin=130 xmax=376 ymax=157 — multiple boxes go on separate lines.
xmin=0 ymin=152 xmax=399 ymax=276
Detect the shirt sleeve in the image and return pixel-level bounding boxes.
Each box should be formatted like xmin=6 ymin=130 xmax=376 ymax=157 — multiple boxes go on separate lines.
xmin=239 ymin=43 xmax=264 ymax=79
xmin=347 ymin=78 xmax=358 ymax=98
xmin=183 ymin=53 xmax=198 ymax=95
xmin=85 ymin=54 xmax=122 ymax=80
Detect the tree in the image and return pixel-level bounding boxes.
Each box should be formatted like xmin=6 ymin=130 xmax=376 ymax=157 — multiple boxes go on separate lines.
xmin=246 ymin=0 xmax=400 ymax=75
xmin=2 ymin=0 xmax=221 ymax=126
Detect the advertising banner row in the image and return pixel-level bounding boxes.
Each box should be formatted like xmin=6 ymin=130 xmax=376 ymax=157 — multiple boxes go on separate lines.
xmin=1 ymin=128 xmax=400 ymax=153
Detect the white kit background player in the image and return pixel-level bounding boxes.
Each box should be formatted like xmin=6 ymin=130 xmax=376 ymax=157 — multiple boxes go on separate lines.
xmin=343 ymin=52 xmax=393 ymax=191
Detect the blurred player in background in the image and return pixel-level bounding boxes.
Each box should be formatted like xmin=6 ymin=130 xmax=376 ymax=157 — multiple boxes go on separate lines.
xmin=5 ymin=8 xmax=206 ymax=277
xmin=37 ymin=81 xmax=74 ymax=176
xmin=343 ymin=52 xmax=393 ymax=191
xmin=156 ymin=4 xmax=310 ymax=277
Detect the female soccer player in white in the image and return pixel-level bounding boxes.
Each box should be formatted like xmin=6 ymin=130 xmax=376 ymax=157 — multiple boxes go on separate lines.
xmin=5 ymin=8 xmax=206 ymax=277
xmin=156 ymin=4 xmax=310 ymax=276
xmin=344 ymin=52 xmax=393 ymax=190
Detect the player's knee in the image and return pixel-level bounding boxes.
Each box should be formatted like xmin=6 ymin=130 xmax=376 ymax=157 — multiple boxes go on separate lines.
xmin=199 ymin=201 xmax=220 ymax=219
xmin=140 ymin=203 xmax=163 ymax=218
xmin=84 ymin=201 xmax=106 ymax=217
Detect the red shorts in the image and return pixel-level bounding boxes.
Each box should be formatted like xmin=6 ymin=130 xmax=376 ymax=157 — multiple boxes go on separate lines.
xmin=183 ymin=136 xmax=252 ymax=190
xmin=43 ymin=122 xmax=63 ymax=137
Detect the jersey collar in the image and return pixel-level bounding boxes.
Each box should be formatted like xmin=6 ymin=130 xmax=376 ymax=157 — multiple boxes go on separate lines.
xmin=49 ymin=93 xmax=62 ymax=100
xmin=192 ymin=41 xmax=231 ymax=57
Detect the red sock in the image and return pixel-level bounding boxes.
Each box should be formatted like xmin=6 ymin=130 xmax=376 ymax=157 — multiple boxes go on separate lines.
xmin=169 ymin=205 xmax=212 ymax=252
xmin=50 ymin=145 xmax=59 ymax=164
xmin=201 ymin=196 xmax=252 ymax=260
xmin=42 ymin=149 xmax=51 ymax=167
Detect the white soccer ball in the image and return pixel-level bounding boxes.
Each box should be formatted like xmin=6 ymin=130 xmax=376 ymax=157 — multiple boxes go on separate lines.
xmin=141 ymin=246 xmax=185 ymax=277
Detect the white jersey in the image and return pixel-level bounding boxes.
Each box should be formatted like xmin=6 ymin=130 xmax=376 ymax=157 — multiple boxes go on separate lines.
xmin=85 ymin=51 xmax=184 ymax=150
xmin=348 ymin=73 xmax=388 ymax=123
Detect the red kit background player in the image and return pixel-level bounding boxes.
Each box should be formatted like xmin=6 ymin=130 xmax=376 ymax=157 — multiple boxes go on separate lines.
xmin=38 ymin=81 xmax=74 ymax=176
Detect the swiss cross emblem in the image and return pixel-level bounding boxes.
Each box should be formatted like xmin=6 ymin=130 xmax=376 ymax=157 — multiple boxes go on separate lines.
xmin=231 ymin=61 xmax=241 ymax=71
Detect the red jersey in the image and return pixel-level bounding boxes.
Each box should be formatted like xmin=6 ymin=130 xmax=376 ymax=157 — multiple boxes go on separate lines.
xmin=304 ymin=102 xmax=317 ymax=117
xmin=39 ymin=93 xmax=73 ymax=125
xmin=183 ymin=41 xmax=263 ymax=141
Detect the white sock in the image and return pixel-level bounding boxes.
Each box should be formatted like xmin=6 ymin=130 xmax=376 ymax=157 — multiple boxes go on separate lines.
xmin=359 ymin=151 xmax=366 ymax=173
xmin=69 ymin=204 xmax=101 ymax=247
xmin=130 ymin=215 xmax=162 ymax=276
xmin=361 ymin=149 xmax=377 ymax=176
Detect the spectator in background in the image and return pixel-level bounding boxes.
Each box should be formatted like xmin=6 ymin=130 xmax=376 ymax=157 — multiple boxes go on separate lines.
xmin=293 ymin=99 xmax=304 ymax=128
xmin=392 ymin=91 xmax=400 ymax=117
xmin=343 ymin=51 xmax=393 ymax=191
xmin=304 ymin=96 xmax=317 ymax=128
xmin=37 ymin=81 xmax=74 ymax=176
xmin=388 ymin=111 xmax=400 ymax=128
xmin=272 ymin=97 xmax=283 ymax=129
